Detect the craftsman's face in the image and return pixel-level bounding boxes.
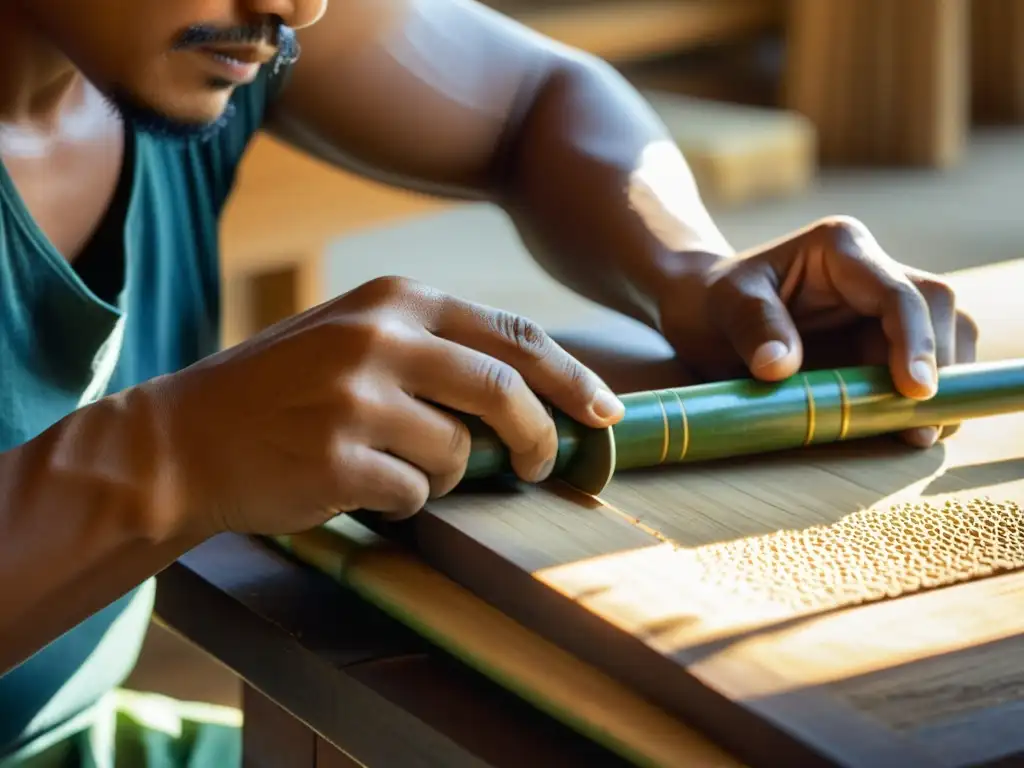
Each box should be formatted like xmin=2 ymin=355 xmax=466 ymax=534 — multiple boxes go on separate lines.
xmin=23 ymin=0 xmax=327 ymax=140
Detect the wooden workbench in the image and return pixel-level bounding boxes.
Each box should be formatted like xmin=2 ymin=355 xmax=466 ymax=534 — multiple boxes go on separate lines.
xmin=158 ymin=258 xmax=1024 ymax=767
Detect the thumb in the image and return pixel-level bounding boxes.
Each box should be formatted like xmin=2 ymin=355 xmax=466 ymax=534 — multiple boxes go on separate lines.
xmin=712 ymin=268 xmax=804 ymax=381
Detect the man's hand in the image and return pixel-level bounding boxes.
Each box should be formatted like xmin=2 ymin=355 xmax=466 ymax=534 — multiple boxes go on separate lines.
xmin=150 ymin=276 xmax=624 ymax=536
xmin=657 ymin=216 xmax=979 ymax=449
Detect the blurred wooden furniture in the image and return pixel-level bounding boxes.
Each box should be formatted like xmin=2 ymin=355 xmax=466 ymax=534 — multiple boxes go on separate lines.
xmin=218 ymin=138 xmax=440 ymax=346
xmin=643 ymin=91 xmax=816 ymax=205
xmin=783 ymin=0 xmax=969 ymax=168
xmin=971 ymin=0 xmax=1024 ymax=123
xmin=491 ymin=0 xmax=783 ymax=63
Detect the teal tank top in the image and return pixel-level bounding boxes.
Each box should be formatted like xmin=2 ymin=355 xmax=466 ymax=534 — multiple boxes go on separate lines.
xmin=0 ymin=66 xmax=288 ymax=760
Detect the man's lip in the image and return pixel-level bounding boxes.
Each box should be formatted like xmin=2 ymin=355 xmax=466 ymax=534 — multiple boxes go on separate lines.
xmin=197 ymin=44 xmax=275 ymax=65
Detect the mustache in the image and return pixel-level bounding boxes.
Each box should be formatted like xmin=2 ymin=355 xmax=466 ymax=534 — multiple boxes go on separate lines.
xmin=172 ymin=17 xmax=301 ymax=69
xmin=174 ymin=16 xmax=289 ymax=49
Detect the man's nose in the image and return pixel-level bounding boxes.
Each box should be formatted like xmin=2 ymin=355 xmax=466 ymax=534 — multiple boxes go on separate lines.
xmin=245 ymin=0 xmax=327 ymax=29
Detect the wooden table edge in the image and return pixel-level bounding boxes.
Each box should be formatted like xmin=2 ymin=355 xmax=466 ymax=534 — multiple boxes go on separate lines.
xmin=155 ymin=533 xmax=640 ymax=767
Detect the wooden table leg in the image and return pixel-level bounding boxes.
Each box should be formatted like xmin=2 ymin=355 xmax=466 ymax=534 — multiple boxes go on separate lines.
xmin=783 ymin=0 xmax=968 ymax=167
xmin=221 ymin=246 xmax=326 ymax=348
xmin=971 ymin=0 xmax=1024 ymax=123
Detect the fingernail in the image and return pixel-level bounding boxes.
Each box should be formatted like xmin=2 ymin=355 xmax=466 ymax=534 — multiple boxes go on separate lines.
xmin=905 ymin=426 xmax=939 ymax=449
xmin=591 ymin=389 xmax=625 ymax=422
xmin=751 ymin=340 xmax=789 ymax=371
xmin=911 ymin=358 xmax=937 ymax=393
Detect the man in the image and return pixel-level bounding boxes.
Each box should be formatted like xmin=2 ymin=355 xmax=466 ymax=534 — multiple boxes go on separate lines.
xmin=0 ymin=0 xmax=975 ymax=765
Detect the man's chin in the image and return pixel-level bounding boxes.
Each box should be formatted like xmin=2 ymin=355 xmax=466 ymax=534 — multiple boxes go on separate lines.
xmin=103 ymin=88 xmax=238 ymax=142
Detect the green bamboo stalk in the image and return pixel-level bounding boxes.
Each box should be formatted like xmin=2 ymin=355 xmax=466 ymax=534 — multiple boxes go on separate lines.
xmin=462 ymin=358 xmax=1024 ymax=494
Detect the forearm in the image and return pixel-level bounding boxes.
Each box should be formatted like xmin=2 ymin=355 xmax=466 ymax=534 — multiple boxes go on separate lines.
xmin=0 ymin=384 xmax=205 ymax=674
xmin=497 ymin=55 xmax=734 ymax=329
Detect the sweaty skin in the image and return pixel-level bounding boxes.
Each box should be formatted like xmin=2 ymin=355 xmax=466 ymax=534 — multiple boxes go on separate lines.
xmin=0 ymin=0 xmax=975 ymax=677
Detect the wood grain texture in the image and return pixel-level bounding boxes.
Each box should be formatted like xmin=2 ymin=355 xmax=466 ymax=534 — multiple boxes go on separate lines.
xmin=392 ymin=259 xmax=1024 ymax=768
xmin=783 ymin=0 xmax=968 ymax=167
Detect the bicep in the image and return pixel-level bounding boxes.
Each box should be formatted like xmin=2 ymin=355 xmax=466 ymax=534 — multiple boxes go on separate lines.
xmin=265 ymin=0 xmax=566 ymax=198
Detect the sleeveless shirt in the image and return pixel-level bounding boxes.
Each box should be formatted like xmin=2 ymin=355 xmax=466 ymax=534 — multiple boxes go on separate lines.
xmin=0 ymin=64 xmax=289 ymax=761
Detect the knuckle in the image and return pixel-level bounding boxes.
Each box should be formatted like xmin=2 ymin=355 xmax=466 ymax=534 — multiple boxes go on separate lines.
xmin=364 ymin=315 xmax=410 ymax=347
xmin=814 ymin=214 xmax=870 ymax=240
xmin=810 ymin=215 xmax=882 ymax=261
xmin=558 ymin=355 xmax=592 ymax=394
xmin=330 ymin=375 xmax=381 ymax=420
xmin=360 ymin=274 xmax=421 ymax=302
xmin=914 ymin=276 xmax=956 ymax=311
xmin=338 ymin=316 xmax=412 ymax=362
xmin=491 ymin=310 xmax=552 ymax=359
xmin=479 ymin=358 xmax=525 ymax=404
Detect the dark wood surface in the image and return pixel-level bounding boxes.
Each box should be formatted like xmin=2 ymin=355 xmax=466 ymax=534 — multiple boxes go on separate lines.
xmin=155 ymin=532 xmax=638 ymax=768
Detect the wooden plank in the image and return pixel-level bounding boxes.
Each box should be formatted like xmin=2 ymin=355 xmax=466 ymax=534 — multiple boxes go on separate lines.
xmin=390 ymin=258 xmax=1024 ymax=767
xmin=783 ymin=0 xmax=969 ymax=167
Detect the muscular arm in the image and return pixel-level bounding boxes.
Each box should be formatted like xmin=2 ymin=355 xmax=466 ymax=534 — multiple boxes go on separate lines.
xmin=0 ymin=386 xmax=203 ymax=674
xmin=266 ymin=0 xmax=734 ymax=329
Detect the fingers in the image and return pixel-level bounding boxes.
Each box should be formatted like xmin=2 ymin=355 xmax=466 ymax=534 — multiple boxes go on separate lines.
xmin=880 ymin=283 xmax=940 ymax=399
xmin=955 ymin=309 xmax=979 ymax=364
xmin=810 ymin=221 xmax=939 ymax=400
xmin=905 ymin=267 xmax=957 ymax=369
xmin=893 ymin=269 xmax=955 ymax=447
xmin=853 ymin=267 xmax=975 ymax=449
xmin=706 ymin=263 xmax=804 ymax=381
xmin=430 ymin=298 xmax=625 ymax=428
xmin=341 ymin=277 xmax=624 ymax=486
xmin=401 ymin=333 xmax=561 ymax=483
xmin=373 ymin=391 xmax=473 ymax=499
xmin=332 ymin=443 xmax=431 ymax=521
